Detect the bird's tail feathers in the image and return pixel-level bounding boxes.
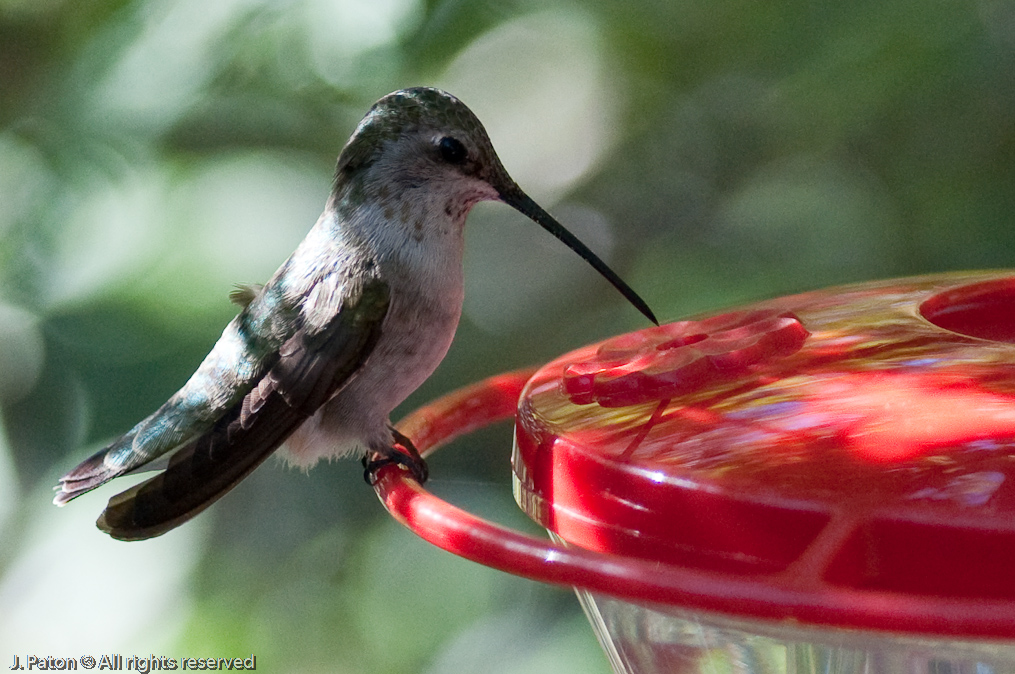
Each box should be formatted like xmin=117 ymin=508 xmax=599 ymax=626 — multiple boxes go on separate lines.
xmin=53 ymin=448 xmax=121 ymax=506
xmin=52 ymin=430 xmax=153 ymax=506
xmin=54 ymin=401 xmax=216 ymax=506
xmin=96 ymin=392 xmax=305 ymax=541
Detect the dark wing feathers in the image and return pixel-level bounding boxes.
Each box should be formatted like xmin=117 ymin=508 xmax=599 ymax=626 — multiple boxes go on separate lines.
xmin=96 ymin=278 xmax=391 ymax=541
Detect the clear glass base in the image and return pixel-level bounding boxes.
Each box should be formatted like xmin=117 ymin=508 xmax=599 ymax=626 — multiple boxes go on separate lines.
xmin=574 ymin=588 xmax=1015 ymax=674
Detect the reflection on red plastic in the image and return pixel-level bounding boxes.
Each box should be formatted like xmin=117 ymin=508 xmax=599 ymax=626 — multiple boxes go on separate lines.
xmin=813 ymin=371 xmax=1015 ymax=462
xmin=563 ymin=310 xmax=809 ymax=407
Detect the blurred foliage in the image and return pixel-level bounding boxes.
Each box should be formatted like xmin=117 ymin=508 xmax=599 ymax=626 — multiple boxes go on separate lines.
xmin=0 ymin=0 xmax=1013 ymax=671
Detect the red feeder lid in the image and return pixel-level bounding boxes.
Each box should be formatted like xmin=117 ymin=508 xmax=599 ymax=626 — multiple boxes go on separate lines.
xmin=514 ymin=272 xmax=1015 ymax=636
xmin=377 ymin=271 xmax=1015 ymax=641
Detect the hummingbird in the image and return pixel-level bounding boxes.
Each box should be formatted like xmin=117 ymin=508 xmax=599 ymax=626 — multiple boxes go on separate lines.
xmin=53 ymin=87 xmax=657 ymax=541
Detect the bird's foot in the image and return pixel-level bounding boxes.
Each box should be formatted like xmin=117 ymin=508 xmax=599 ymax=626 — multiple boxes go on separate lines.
xmin=363 ymin=428 xmax=429 ymax=485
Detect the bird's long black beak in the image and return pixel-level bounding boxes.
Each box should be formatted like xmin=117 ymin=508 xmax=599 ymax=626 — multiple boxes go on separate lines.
xmin=500 ymin=188 xmax=658 ymax=325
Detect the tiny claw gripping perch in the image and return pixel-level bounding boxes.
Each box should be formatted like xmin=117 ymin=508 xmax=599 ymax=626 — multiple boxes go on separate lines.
xmin=363 ymin=427 xmax=429 ymax=485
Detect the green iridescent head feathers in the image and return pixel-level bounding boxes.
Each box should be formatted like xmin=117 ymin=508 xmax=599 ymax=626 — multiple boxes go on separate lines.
xmin=337 ymin=88 xmax=495 ymax=177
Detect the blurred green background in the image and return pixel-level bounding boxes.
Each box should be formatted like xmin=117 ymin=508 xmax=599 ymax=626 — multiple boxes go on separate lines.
xmin=0 ymin=0 xmax=1012 ymax=671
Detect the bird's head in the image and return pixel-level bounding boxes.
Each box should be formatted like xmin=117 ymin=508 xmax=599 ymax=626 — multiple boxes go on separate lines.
xmin=334 ymin=87 xmax=657 ymax=325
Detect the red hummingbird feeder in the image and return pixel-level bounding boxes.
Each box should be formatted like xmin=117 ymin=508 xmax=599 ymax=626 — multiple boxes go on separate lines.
xmin=372 ymin=271 xmax=1015 ymax=674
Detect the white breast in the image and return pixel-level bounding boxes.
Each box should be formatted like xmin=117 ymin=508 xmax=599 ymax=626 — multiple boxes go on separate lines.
xmin=281 ymin=198 xmax=467 ymax=467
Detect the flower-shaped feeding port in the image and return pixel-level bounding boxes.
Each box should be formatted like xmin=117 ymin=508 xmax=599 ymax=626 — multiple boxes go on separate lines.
xmin=563 ymin=309 xmax=810 ymax=408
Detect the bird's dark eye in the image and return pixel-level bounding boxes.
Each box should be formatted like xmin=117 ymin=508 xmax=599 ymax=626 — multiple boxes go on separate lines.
xmin=438 ymin=136 xmax=468 ymax=164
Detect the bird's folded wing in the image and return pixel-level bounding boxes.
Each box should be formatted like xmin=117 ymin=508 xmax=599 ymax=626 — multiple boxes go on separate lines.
xmin=56 ymin=313 xmax=286 ymax=505
xmin=96 ymin=277 xmax=390 ymax=540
